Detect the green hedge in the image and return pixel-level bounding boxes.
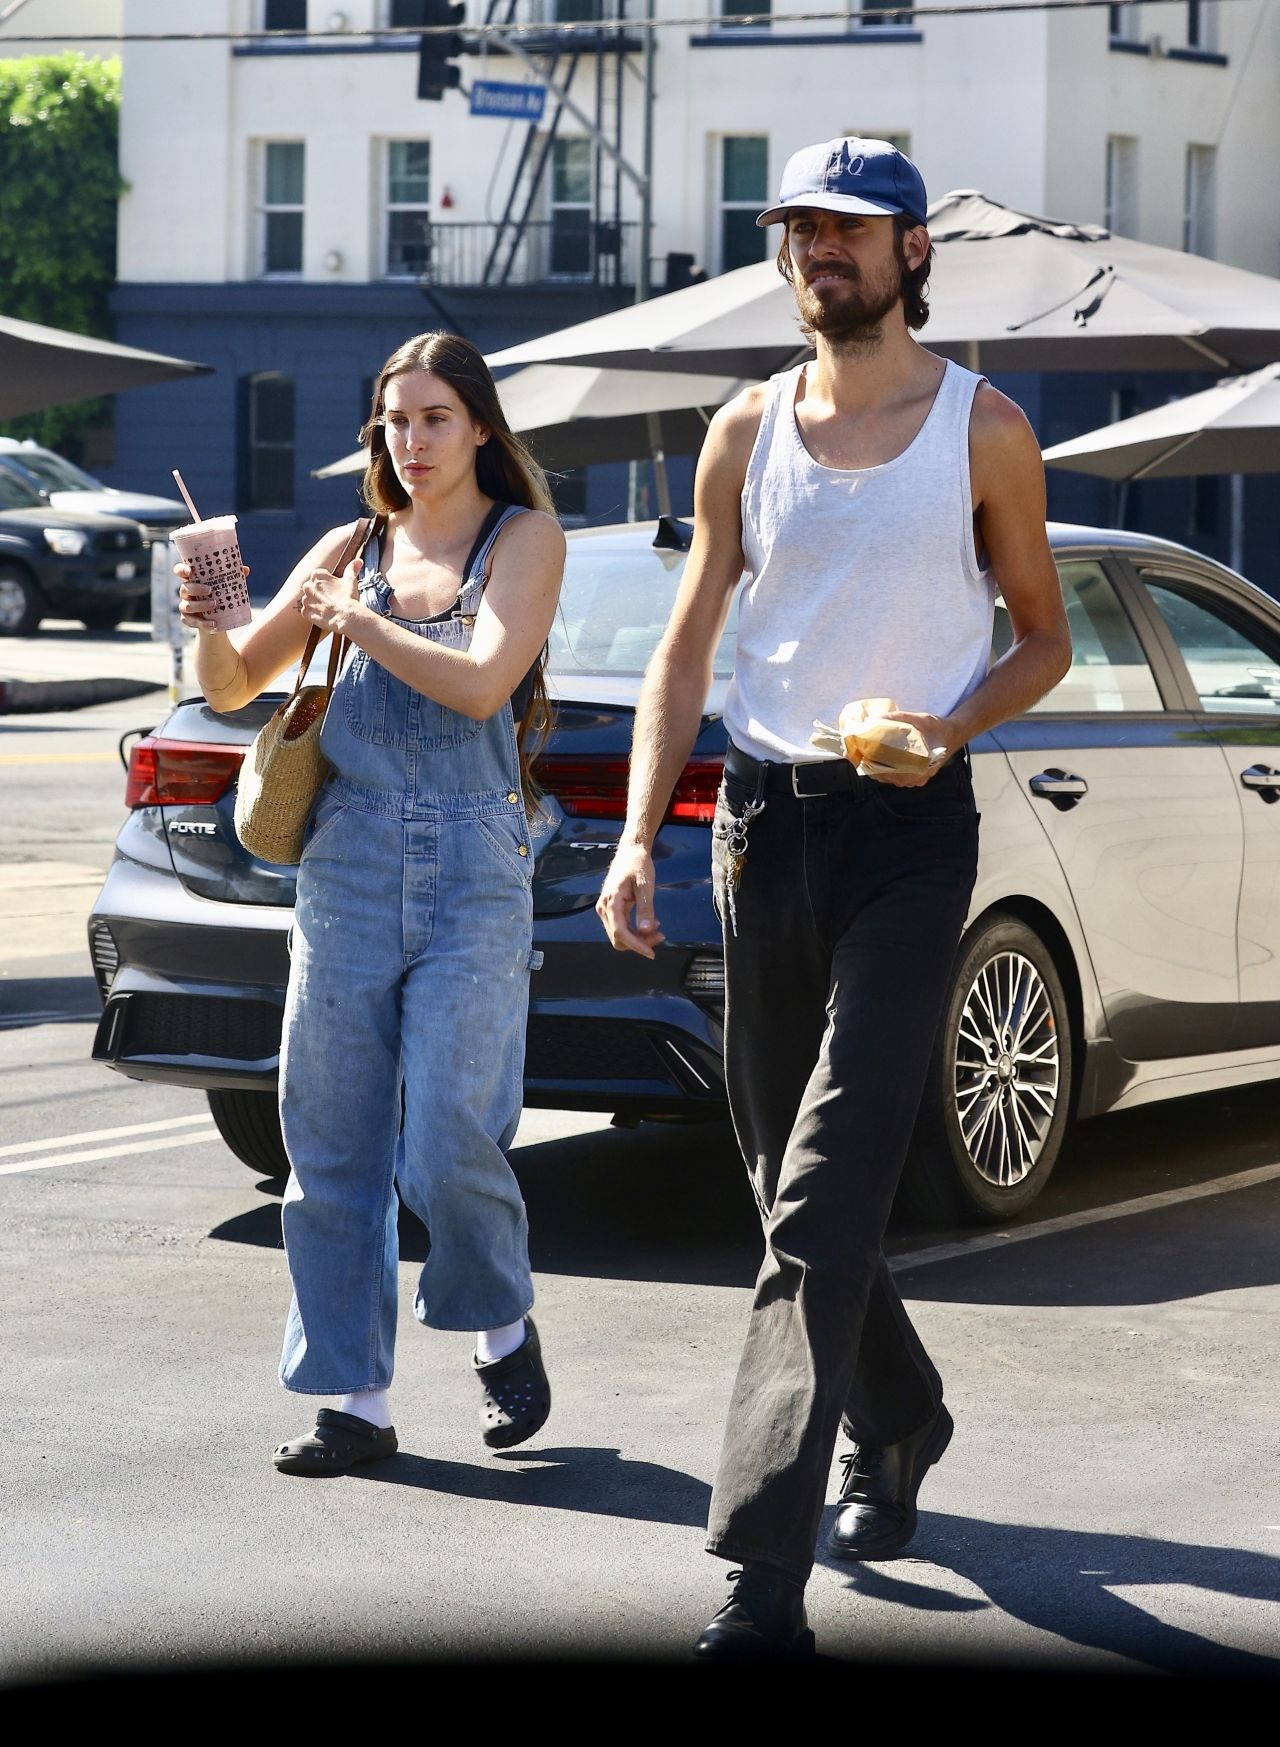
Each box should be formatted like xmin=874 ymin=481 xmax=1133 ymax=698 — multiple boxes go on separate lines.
xmin=0 ymin=53 xmax=123 ymax=454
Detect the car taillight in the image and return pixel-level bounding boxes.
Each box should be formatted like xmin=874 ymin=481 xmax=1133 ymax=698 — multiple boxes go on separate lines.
xmin=124 ymin=735 xmax=245 ymax=808
xmin=536 ymin=754 xmax=724 ymax=825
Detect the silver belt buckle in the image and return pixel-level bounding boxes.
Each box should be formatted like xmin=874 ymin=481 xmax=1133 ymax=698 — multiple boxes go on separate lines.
xmin=791 ymin=764 xmax=810 ymax=799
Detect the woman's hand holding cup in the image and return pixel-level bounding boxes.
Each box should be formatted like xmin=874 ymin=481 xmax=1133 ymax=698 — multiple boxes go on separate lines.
xmin=176 ymin=560 xmax=250 ymax=634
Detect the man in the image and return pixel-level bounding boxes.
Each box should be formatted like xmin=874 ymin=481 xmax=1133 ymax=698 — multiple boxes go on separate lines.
xmin=597 ymin=137 xmax=1072 ymax=1658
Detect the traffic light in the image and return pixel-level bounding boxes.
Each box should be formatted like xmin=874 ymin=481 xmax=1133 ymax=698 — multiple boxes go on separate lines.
xmin=417 ymin=1 xmax=466 ymax=101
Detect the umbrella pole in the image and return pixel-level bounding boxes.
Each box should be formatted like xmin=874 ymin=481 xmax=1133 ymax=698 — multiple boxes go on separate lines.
xmin=1229 ymin=473 xmax=1245 ymax=573
xmin=647 ymin=411 xmax=673 ymax=519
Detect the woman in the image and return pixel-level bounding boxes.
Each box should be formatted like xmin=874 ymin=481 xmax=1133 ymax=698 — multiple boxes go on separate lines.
xmin=179 ymin=331 xmax=565 ymax=1474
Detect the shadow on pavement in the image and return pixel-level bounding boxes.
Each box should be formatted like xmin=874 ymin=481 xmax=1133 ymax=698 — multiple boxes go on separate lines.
xmin=210 ymin=1120 xmax=765 ymax=1290
xmin=0 ymin=974 xmax=100 ymax=1029
xmin=351 ymin=1442 xmax=711 ymax=1529
xmin=819 ymin=1511 xmax=1280 ymax=1675
xmin=901 ymin=1174 xmax=1280 ymax=1308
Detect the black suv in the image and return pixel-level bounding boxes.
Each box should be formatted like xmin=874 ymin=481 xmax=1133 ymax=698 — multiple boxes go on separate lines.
xmin=0 ymin=467 xmax=147 ymax=634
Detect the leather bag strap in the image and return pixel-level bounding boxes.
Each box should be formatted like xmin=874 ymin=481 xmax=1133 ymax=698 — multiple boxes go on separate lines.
xmin=294 ymin=515 xmax=384 ymax=694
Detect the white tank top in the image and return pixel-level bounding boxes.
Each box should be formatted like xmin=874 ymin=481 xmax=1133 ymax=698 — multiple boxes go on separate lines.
xmin=723 ymin=358 xmax=995 ymax=765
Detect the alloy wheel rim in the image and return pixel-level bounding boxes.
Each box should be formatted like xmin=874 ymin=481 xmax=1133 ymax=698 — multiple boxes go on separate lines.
xmin=953 ymin=950 xmax=1060 ymax=1189
xmin=0 ymin=577 xmax=27 ymax=630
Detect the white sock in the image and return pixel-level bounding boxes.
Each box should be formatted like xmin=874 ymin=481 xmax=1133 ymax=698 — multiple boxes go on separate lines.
xmin=338 ymin=1388 xmax=392 ymax=1430
xmin=476 ymin=1317 xmax=527 ymax=1365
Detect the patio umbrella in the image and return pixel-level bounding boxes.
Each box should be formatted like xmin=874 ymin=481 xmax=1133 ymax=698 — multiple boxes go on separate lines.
xmin=485 ymin=191 xmax=1280 ymax=378
xmin=0 ymin=312 xmax=212 ymax=420
xmin=313 ymin=363 xmax=750 ymax=515
xmin=1041 ymin=363 xmax=1280 ymax=480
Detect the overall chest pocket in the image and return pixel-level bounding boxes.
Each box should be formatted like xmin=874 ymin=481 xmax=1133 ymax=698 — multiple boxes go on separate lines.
xmin=342 ymin=648 xmax=483 ymax=750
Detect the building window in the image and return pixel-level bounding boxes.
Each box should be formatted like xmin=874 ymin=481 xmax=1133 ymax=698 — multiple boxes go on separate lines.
xmin=1184 ymin=143 xmax=1216 ymax=257
xmin=240 ymin=373 xmax=296 ymax=511
xmin=263 ymin=0 xmax=307 ymax=28
xmin=550 ymin=137 xmax=593 ymax=278
xmin=552 ymin=0 xmax=604 ymax=20
xmin=1104 ymin=134 xmax=1138 ymax=237
xmin=259 ymin=141 xmax=305 ymax=276
xmin=718 ymin=0 xmax=770 ymax=28
xmin=718 ymin=136 xmax=768 ymax=274
xmin=856 ymin=2 xmax=915 ymax=27
xmin=384 ymin=140 xmax=431 ymax=277
xmin=1108 ymin=4 xmax=1141 ymax=41
xmin=385 ymin=1 xmax=432 ymax=24
xmin=1187 ymin=1 xmax=1218 ymax=51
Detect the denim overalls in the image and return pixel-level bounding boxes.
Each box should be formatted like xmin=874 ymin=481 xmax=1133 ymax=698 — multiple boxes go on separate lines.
xmin=277 ymin=504 xmax=540 ymax=1395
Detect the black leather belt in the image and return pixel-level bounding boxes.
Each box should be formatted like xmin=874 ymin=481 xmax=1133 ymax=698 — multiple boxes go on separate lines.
xmin=725 ymin=740 xmax=969 ymax=799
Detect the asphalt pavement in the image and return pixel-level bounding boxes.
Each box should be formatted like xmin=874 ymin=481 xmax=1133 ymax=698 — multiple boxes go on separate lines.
xmin=2 ymin=627 xmax=1278 ymax=1680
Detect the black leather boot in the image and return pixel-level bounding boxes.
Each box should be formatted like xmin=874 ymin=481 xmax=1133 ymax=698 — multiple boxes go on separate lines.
xmin=693 ymin=1563 xmax=816 ymax=1661
xmin=828 ymin=1402 xmax=953 ymax=1561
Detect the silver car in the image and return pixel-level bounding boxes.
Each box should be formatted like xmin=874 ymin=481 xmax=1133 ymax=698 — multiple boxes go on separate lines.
xmin=89 ymin=519 xmax=1280 ymax=1226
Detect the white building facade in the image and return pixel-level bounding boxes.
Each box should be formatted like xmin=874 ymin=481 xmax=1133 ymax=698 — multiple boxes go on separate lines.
xmin=95 ymin=0 xmax=1280 ymax=581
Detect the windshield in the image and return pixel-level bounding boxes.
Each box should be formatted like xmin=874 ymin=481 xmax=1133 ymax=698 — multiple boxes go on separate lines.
xmin=548 ymin=543 xmax=739 ymax=679
xmin=0 ymin=468 xmax=43 ymax=510
xmin=11 ymin=448 xmax=101 ymax=491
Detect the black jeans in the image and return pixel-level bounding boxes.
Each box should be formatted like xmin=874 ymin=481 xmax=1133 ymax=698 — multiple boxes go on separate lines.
xmin=704 ymin=747 xmax=980 ymax=1583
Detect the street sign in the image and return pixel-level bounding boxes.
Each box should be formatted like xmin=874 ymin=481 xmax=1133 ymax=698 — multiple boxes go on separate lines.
xmin=469 ymin=80 xmax=546 ymax=122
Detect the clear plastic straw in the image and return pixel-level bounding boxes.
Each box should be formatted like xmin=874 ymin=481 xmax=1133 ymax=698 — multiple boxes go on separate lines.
xmin=171 ymin=469 xmax=201 ymax=523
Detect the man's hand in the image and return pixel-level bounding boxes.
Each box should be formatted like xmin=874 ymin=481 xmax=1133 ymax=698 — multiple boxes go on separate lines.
xmin=297 ymin=558 xmax=362 ymax=633
xmin=597 ymin=841 xmax=666 ymax=959
xmin=870 ymin=709 xmax=962 ymax=787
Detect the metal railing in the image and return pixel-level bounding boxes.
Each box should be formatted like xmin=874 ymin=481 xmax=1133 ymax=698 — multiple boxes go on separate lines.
xmin=399 ymin=218 xmax=639 ymax=288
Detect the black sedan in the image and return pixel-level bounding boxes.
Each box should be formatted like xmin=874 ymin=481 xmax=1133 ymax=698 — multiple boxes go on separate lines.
xmin=0 ymin=466 xmax=147 ymax=635
xmin=89 ymin=517 xmax=1280 ymax=1223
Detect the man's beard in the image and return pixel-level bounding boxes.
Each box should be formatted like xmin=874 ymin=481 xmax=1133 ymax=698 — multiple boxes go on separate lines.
xmin=794 ymin=253 xmax=905 ymax=348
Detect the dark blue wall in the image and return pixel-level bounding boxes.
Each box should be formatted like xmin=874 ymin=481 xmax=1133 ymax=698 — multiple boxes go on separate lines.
xmin=104 ymin=282 xmax=1279 ymax=601
xmin=106 ymin=280 xmax=636 ymax=598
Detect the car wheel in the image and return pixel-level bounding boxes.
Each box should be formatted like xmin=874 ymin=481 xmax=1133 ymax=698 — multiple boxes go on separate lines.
xmin=0 ymin=564 xmax=45 ymax=637
xmin=899 ymin=913 xmax=1073 ymax=1226
xmin=207 ymin=1088 xmax=290 ymax=1180
xmin=80 ymin=602 xmax=130 ymax=631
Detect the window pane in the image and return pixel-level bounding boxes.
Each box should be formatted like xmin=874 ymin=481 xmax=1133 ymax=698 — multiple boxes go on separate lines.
xmin=550 ymin=208 xmax=592 ymax=276
xmin=390 ymin=0 xmax=430 ymax=25
xmin=992 ymin=560 xmax=1161 ymax=712
xmin=547 ymin=548 xmax=740 ymax=678
xmin=252 ymin=375 xmax=295 ymax=445
xmin=720 ymin=0 xmax=770 ymax=20
xmin=860 ymin=1 xmax=914 ymax=23
xmin=265 ymin=0 xmax=307 ymax=29
xmin=265 ymin=141 xmax=304 ymax=206
xmin=252 ymin=447 xmax=294 ymax=510
xmin=1145 ymin=581 xmax=1280 ymax=713
xmin=554 ymin=0 xmax=602 ymax=20
xmin=264 ymin=209 xmax=303 ymax=273
xmin=387 ymin=209 xmax=431 ymax=276
xmin=553 ymin=139 xmax=592 ymax=204
xmin=721 ymin=207 xmax=767 ymax=273
xmin=388 ymin=140 xmax=431 ymax=206
xmin=722 ymin=136 xmax=766 ymax=202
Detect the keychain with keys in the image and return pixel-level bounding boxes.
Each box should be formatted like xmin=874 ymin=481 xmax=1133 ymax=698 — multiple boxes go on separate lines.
xmin=722 ymin=794 xmax=767 ymax=938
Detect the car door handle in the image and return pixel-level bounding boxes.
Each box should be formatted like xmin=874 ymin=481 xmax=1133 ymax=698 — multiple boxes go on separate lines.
xmin=1029 ymin=769 xmax=1089 ymax=810
xmin=1240 ymin=764 xmax=1280 ymax=803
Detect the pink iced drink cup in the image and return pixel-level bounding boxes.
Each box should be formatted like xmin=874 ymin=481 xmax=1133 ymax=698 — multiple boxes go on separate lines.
xmin=172 ymin=514 xmax=251 ymax=631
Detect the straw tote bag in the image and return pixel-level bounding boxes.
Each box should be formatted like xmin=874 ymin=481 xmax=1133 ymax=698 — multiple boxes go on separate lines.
xmin=233 ymin=517 xmax=376 ymax=864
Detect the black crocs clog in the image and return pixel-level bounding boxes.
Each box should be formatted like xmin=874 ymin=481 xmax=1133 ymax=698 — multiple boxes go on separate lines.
xmin=272 ymin=1407 xmax=399 ymax=1476
xmin=473 ymin=1317 xmax=551 ymax=1450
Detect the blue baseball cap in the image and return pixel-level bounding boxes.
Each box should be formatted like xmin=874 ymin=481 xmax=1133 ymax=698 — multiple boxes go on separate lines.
xmin=756 ymin=136 xmax=929 ymax=228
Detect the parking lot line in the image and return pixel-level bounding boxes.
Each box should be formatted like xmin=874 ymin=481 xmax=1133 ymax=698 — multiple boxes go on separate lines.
xmin=890 ymin=1159 xmax=1280 ymax=1273
xmin=0 ymin=1111 xmax=221 ymax=1160
xmin=0 ymin=752 xmax=120 ymax=766
xmin=0 ymin=1126 xmax=221 ymax=1177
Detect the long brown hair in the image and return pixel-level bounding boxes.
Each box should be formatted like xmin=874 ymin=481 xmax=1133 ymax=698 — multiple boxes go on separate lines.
xmin=358 ymin=330 xmax=555 ymax=809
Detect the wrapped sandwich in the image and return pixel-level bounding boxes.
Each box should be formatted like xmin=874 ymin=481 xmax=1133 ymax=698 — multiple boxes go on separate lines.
xmin=810 ymin=697 xmax=946 ymax=777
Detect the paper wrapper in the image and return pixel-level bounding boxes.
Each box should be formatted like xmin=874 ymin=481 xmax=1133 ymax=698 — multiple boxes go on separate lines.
xmin=810 ymin=697 xmax=947 ymax=777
